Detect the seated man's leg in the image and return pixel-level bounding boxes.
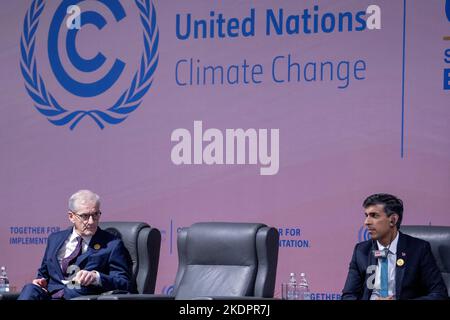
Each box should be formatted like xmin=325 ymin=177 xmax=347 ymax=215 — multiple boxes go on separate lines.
xmin=17 ymin=284 xmax=51 ymax=300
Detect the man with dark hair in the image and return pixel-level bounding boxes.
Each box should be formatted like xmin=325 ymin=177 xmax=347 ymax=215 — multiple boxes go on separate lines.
xmin=342 ymin=193 xmax=447 ymax=300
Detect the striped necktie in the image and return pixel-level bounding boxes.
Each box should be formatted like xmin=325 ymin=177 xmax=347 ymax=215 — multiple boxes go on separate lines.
xmin=52 ymin=236 xmax=83 ymax=299
xmin=61 ymin=236 xmax=82 ymax=275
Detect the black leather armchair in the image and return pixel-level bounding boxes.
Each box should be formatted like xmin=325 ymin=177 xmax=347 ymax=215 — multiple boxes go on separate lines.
xmin=99 ymin=221 xmax=161 ymax=294
xmin=401 ymin=225 xmax=450 ymax=297
xmin=174 ymin=222 xmax=279 ymax=299
xmin=100 ymin=222 xmax=279 ymax=300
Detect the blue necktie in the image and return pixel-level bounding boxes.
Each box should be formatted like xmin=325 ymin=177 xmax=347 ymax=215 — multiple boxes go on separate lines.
xmin=380 ymin=256 xmax=389 ymax=297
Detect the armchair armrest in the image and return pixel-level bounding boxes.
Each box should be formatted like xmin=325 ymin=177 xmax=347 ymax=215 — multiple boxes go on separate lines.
xmin=192 ymin=296 xmax=278 ymax=300
xmin=70 ymin=290 xmax=132 ymax=300
xmin=0 ymin=293 xmax=20 ymax=300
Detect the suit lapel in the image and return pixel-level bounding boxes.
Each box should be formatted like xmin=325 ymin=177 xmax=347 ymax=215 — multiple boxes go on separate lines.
xmin=75 ymin=228 xmax=105 ymax=266
xmin=395 ymin=232 xmax=407 ymax=299
xmin=75 ymin=247 xmax=95 ymax=267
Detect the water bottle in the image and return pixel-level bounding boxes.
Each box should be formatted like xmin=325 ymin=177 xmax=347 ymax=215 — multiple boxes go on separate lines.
xmin=286 ymin=272 xmax=298 ymax=300
xmin=298 ymin=272 xmax=311 ymax=300
xmin=0 ymin=266 xmax=10 ymax=293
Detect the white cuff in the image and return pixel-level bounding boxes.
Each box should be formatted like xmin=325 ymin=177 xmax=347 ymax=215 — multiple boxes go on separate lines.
xmin=93 ymin=270 xmax=102 ymax=286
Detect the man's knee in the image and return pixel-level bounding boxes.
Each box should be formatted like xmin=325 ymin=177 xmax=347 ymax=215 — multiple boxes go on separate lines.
xmin=18 ymin=283 xmax=49 ymax=300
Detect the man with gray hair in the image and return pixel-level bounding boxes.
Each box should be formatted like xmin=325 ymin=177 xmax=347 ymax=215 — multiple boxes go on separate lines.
xmin=18 ymin=190 xmax=133 ymax=300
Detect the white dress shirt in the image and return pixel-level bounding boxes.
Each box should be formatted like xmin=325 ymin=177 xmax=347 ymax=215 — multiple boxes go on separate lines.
xmin=57 ymin=229 xmax=101 ymax=285
xmin=370 ymin=231 xmax=399 ymax=299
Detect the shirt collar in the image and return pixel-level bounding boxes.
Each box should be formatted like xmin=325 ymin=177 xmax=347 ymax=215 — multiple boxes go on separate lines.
xmin=70 ymin=228 xmax=92 ymax=246
xmin=376 ymin=231 xmax=399 ymax=255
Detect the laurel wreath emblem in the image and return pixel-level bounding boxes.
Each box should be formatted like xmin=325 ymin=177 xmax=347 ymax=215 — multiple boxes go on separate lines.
xmin=20 ymin=0 xmax=159 ymax=129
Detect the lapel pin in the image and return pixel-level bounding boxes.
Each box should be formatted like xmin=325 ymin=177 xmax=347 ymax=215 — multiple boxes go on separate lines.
xmin=396 ymin=258 xmax=405 ymax=267
xmin=94 ymin=243 xmax=101 ymax=250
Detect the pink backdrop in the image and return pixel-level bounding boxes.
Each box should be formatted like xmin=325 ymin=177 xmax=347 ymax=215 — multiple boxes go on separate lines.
xmin=1 ymin=0 xmax=449 ymax=299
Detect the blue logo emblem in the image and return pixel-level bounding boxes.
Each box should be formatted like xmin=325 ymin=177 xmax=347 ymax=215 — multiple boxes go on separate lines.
xmin=162 ymin=284 xmax=174 ymax=295
xmin=446 ymin=0 xmax=450 ymax=22
xmin=358 ymin=225 xmax=371 ymax=242
xmin=20 ymin=0 xmax=159 ymax=129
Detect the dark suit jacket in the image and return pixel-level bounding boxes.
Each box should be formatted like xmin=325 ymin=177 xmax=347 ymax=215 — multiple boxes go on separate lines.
xmin=342 ymin=232 xmax=447 ymax=300
xmin=37 ymin=227 xmax=133 ymax=299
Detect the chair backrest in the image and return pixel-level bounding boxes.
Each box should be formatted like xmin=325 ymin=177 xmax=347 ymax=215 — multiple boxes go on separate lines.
xmin=401 ymin=225 xmax=450 ymax=297
xmin=173 ymin=222 xmax=279 ymax=299
xmin=99 ymin=221 xmax=161 ymax=294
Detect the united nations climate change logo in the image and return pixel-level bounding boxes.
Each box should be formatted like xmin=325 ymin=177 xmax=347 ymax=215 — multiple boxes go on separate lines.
xmin=162 ymin=284 xmax=174 ymax=295
xmin=446 ymin=0 xmax=450 ymax=22
xmin=20 ymin=0 xmax=159 ymax=129
xmin=358 ymin=225 xmax=371 ymax=242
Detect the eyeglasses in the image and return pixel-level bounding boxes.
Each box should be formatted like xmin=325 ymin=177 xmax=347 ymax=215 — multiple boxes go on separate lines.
xmin=71 ymin=211 xmax=101 ymax=221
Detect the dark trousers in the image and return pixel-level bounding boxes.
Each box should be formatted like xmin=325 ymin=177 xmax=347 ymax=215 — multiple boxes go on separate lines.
xmin=17 ymin=284 xmax=52 ymax=300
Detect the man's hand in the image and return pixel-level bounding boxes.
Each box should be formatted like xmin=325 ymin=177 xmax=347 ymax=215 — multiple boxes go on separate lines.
xmin=32 ymin=278 xmax=48 ymax=292
xmin=74 ymin=270 xmax=99 ymax=286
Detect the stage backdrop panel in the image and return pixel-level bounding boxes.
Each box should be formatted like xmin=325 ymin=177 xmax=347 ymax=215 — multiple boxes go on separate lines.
xmin=1 ymin=0 xmax=449 ymax=298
